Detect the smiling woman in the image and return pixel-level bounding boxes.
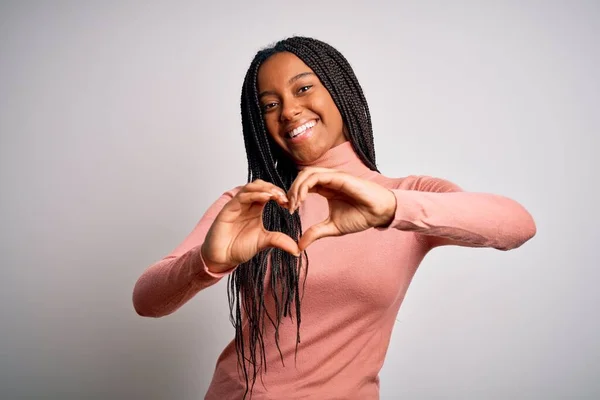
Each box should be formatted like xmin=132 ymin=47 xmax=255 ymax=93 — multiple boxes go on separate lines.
xmin=257 ymin=52 xmax=346 ymax=164
xmin=131 ymin=36 xmax=537 ymax=400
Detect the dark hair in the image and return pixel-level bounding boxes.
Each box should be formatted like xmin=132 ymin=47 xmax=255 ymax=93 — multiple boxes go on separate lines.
xmin=229 ymin=36 xmax=378 ymax=398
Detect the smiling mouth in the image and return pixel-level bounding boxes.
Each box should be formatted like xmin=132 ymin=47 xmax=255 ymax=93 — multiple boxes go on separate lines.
xmin=287 ymin=119 xmax=317 ymax=139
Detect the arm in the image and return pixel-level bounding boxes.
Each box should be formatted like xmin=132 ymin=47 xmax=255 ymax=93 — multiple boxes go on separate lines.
xmin=132 ymin=189 xmax=239 ymax=318
xmin=376 ymin=176 xmax=536 ymax=251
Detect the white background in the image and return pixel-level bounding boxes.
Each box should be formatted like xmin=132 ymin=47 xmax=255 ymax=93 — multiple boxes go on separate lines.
xmin=1 ymin=1 xmax=598 ymax=399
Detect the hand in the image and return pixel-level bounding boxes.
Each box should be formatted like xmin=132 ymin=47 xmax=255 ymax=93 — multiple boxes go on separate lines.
xmin=287 ymin=167 xmax=397 ymax=251
xmin=201 ymin=180 xmax=300 ymax=273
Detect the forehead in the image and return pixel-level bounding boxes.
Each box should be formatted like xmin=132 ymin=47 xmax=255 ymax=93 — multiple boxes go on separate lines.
xmin=257 ymin=52 xmax=314 ymax=91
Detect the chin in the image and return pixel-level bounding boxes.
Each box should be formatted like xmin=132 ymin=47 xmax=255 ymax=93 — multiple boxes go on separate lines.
xmin=290 ymin=145 xmax=329 ymax=165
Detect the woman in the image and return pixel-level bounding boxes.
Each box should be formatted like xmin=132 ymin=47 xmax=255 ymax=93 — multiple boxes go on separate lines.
xmin=132 ymin=36 xmax=536 ymax=399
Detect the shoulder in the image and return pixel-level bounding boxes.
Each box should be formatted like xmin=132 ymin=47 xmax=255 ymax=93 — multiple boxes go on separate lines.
xmin=372 ymin=173 xmax=463 ymax=193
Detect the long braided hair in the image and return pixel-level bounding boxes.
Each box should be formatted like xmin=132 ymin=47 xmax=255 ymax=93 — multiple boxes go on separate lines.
xmin=230 ymin=36 xmax=379 ymax=398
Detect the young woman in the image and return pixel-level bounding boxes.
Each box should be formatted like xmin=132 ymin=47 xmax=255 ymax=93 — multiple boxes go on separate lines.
xmin=132 ymin=36 xmax=536 ymax=400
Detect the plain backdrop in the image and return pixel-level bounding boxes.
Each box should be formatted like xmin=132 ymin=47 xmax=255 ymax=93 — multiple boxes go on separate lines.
xmin=1 ymin=1 xmax=598 ymax=399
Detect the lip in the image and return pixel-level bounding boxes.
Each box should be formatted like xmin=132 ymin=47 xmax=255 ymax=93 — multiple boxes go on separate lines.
xmin=284 ymin=119 xmax=318 ymax=137
xmin=285 ymin=119 xmax=318 ymax=143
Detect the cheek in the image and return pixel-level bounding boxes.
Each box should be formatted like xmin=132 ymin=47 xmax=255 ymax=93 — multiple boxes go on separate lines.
xmin=312 ymin=93 xmax=341 ymax=125
xmin=264 ymin=116 xmax=278 ymax=137
xmin=264 ymin=116 xmax=288 ymax=147
xmin=309 ymin=97 xmax=328 ymax=121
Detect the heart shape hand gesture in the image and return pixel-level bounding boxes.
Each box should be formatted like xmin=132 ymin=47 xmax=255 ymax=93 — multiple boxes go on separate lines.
xmin=287 ymin=167 xmax=397 ymax=250
xmin=201 ymin=168 xmax=397 ymax=273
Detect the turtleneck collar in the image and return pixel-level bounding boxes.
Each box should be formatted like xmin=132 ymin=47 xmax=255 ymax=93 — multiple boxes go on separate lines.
xmin=296 ymin=141 xmax=375 ymax=178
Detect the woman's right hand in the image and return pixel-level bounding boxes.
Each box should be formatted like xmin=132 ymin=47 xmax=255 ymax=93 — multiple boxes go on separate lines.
xmin=200 ymin=180 xmax=299 ymax=273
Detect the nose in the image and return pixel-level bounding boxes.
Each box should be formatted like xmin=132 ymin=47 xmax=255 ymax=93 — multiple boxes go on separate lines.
xmin=280 ymin=98 xmax=302 ymax=122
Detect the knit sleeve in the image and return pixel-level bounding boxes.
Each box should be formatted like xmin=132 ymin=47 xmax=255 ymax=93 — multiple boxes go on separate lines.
xmin=376 ymin=176 xmax=536 ymax=251
xmin=132 ymin=187 xmax=241 ymax=318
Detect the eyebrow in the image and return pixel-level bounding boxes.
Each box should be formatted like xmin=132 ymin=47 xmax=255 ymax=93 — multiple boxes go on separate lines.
xmin=259 ymin=72 xmax=316 ymax=98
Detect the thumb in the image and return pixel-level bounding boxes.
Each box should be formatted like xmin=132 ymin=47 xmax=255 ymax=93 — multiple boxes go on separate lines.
xmin=298 ymin=219 xmax=339 ymax=251
xmin=259 ymin=231 xmax=301 ymax=257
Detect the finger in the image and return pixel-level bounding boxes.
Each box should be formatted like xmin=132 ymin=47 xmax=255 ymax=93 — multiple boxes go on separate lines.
xmin=288 ymin=167 xmax=332 ymax=212
xmin=287 ymin=169 xmax=312 ymax=213
xmin=242 ymin=180 xmax=288 ymax=202
xmin=294 ymin=172 xmax=345 ymax=212
xmin=246 ymin=179 xmax=287 ymax=196
xmin=237 ymin=192 xmax=289 ymax=210
xmin=259 ymin=231 xmax=301 ymax=257
xmin=297 ymin=219 xmax=340 ymax=251
xmin=234 ymin=192 xmax=275 ymax=213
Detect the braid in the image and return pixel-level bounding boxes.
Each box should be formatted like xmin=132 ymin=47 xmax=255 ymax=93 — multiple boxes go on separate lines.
xmin=231 ymin=36 xmax=377 ymax=399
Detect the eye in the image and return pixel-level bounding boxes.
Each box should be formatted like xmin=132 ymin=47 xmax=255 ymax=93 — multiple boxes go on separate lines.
xmin=298 ymin=85 xmax=313 ymax=94
xmin=262 ymin=102 xmax=278 ymax=111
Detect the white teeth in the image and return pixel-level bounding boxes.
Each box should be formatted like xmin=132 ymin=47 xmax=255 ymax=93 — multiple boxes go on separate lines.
xmin=289 ymin=120 xmax=316 ymax=138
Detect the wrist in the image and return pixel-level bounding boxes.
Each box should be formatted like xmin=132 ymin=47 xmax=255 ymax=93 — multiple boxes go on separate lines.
xmin=378 ymin=189 xmax=397 ymax=227
xmin=200 ymin=243 xmax=235 ymax=274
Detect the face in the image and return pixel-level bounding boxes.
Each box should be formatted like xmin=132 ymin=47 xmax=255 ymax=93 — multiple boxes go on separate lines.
xmin=257 ymin=51 xmax=347 ymax=165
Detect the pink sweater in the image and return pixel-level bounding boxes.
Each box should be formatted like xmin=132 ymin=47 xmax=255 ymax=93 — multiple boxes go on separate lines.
xmin=132 ymin=141 xmax=536 ymax=399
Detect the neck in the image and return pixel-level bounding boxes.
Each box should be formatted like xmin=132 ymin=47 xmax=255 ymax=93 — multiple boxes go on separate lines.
xmin=296 ymin=141 xmax=374 ymax=177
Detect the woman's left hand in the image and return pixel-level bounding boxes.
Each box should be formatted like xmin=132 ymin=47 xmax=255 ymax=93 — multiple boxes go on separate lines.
xmin=287 ymin=167 xmax=397 ymax=251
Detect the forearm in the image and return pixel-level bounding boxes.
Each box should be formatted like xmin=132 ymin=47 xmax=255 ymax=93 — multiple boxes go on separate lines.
xmin=379 ymin=189 xmax=536 ymax=250
xmin=132 ymin=189 xmax=238 ymax=317
xmin=132 ymin=245 xmax=232 ymax=317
